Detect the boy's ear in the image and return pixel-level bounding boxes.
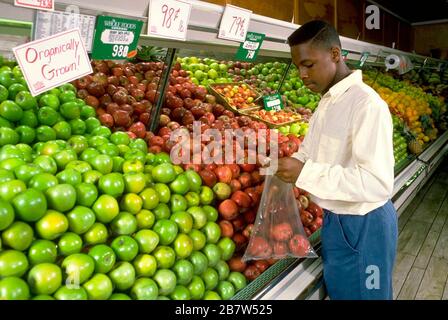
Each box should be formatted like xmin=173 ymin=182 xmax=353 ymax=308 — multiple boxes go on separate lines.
xmin=331 ymin=47 xmax=341 ymax=63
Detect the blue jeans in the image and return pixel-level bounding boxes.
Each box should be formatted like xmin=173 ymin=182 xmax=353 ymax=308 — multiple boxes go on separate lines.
xmin=321 ymin=200 xmax=398 ymax=300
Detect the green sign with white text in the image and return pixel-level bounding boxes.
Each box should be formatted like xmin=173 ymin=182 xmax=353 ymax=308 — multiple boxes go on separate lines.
xmin=92 ymin=16 xmax=143 ymax=60
xmin=263 ymin=93 xmax=284 ymax=111
xmin=235 ymin=32 xmax=265 ymax=62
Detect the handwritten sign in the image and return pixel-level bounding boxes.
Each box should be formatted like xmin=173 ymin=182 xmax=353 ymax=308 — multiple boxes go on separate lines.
xmin=13 ymin=28 xmax=92 ymax=96
xmin=218 ymin=5 xmax=252 ymax=42
xmin=14 ymin=0 xmax=54 ymax=11
xmin=148 ymin=0 xmax=192 ymax=41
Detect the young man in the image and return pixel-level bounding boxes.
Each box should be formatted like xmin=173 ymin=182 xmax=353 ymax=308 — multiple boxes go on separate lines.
xmin=275 ymin=20 xmax=398 ymax=300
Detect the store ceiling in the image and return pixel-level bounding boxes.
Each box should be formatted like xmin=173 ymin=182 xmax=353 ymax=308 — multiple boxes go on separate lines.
xmin=371 ymin=0 xmax=448 ymax=24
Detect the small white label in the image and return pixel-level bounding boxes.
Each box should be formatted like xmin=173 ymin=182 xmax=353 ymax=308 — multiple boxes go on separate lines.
xmin=13 ymin=28 xmax=93 ymax=96
xmin=100 ymin=30 xmax=134 ymax=45
xmin=148 ymin=0 xmax=192 ymax=41
xmin=218 ymin=4 xmax=252 ymax=42
xmin=267 ymin=99 xmax=281 ymax=108
xmin=242 ymin=40 xmax=259 ymax=50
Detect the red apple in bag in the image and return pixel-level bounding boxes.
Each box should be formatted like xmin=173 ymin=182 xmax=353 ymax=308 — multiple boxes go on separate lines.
xmin=289 ymin=234 xmax=311 ymax=256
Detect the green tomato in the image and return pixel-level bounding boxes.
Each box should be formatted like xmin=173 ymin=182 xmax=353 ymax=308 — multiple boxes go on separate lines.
xmin=0 ymin=250 xmax=29 ymax=277
xmin=28 ymin=240 xmax=58 ymax=265
xmin=15 ymin=91 xmax=37 ymax=110
xmin=28 ymin=173 xmax=58 ymax=192
xmin=111 ymin=235 xmax=139 ymax=262
xmin=58 ymin=232 xmax=83 ymax=256
xmin=45 ymin=184 xmax=77 ymax=212
xmin=0 ymin=198 xmax=14 ymax=231
xmin=35 ymin=210 xmax=69 ymax=240
xmin=67 ymin=205 xmax=96 ymax=235
xmin=88 ymin=244 xmax=116 ymax=274
xmin=98 ymin=173 xmax=125 ymax=197
xmin=0 ymin=127 xmax=19 ymax=146
xmin=15 ymin=125 xmax=36 ymax=144
xmin=12 ymin=188 xmax=47 ymax=222
xmin=38 ymin=106 xmax=59 ymax=126
xmin=39 ymin=94 xmax=60 ymax=110
xmin=27 ymin=263 xmax=62 ymax=295
xmin=0 ymin=277 xmax=30 ymax=300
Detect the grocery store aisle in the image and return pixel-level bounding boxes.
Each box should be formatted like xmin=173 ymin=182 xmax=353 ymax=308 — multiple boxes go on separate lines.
xmin=393 ymin=156 xmax=448 ymax=300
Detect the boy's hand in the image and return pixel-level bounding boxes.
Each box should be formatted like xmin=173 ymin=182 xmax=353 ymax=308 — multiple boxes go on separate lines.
xmin=275 ymin=157 xmax=304 ymax=183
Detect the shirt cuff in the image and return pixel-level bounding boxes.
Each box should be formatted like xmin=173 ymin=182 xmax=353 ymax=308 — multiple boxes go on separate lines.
xmin=295 ymin=159 xmax=315 ymax=189
xmin=291 ymin=151 xmax=307 ymax=163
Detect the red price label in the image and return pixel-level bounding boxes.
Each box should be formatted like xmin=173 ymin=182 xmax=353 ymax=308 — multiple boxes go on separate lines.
xmin=218 ymin=5 xmax=252 ymax=42
xmin=148 ymin=0 xmax=191 ymax=41
xmin=14 ymin=0 xmax=54 ymax=10
xmin=229 ymin=16 xmax=246 ymax=37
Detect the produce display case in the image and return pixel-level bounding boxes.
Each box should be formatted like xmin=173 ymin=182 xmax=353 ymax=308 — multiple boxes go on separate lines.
xmin=0 ymin=0 xmax=447 ymax=301
xmin=207 ymin=83 xmax=262 ymax=114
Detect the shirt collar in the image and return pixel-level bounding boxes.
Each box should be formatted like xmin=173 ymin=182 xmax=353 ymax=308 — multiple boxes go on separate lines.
xmin=324 ymin=70 xmax=363 ymax=99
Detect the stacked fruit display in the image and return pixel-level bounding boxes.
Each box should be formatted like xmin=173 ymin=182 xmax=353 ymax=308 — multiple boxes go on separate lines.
xmin=73 ymin=60 xmax=163 ymax=139
xmin=278 ymin=122 xmax=309 ymax=137
xmin=178 ymin=57 xmax=233 ymax=86
xmin=243 ymin=109 xmax=302 ymax=127
xmin=364 ymin=71 xmax=444 ymax=154
xmin=0 ymin=131 xmax=248 ymax=300
xmin=392 ymin=116 xmax=410 ymax=164
xmin=211 ymin=83 xmax=260 ymax=110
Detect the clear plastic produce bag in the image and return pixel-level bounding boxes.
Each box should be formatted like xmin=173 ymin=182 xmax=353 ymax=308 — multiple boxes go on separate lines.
xmin=242 ymin=174 xmax=317 ymax=261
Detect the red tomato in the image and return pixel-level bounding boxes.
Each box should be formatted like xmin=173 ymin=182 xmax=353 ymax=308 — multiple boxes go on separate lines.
xmin=289 ymin=234 xmax=311 ymax=256
xmin=271 ymin=222 xmax=293 ymax=242
xmin=247 ymin=236 xmax=272 ymax=257
xmin=273 ymin=241 xmax=288 ymax=256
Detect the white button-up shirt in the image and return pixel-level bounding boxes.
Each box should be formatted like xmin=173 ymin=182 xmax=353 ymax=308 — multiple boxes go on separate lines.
xmin=292 ymin=70 xmax=395 ymax=215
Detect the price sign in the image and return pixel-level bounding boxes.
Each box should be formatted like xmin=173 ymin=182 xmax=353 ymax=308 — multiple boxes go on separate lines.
xmin=263 ymin=93 xmax=284 ymax=111
xmin=34 ymin=10 xmax=96 ymax=52
xmin=218 ymin=4 xmax=252 ymax=43
xmin=235 ymin=32 xmax=265 ymax=62
xmin=13 ymin=28 xmax=92 ymax=96
xmin=92 ymin=16 xmax=143 ymax=60
xmin=358 ymin=51 xmax=370 ymax=68
xmin=148 ymin=0 xmax=192 ymax=41
xmin=341 ymin=49 xmax=349 ymax=61
xmin=14 ymin=0 xmax=54 ymax=11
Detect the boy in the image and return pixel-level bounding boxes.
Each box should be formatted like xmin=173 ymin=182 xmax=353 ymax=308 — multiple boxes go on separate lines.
xmin=275 ymin=20 xmax=398 ymax=300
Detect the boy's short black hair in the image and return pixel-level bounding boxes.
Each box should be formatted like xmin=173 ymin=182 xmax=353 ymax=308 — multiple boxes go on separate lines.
xmin=288 ymin=20 xmax=341 ymax=49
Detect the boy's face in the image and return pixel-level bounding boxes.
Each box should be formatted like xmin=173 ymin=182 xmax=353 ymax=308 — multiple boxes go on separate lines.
xmin=290 ymin=42 xmax=339 ymax=94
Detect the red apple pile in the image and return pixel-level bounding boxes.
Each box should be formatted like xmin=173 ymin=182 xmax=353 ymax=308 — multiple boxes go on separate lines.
xmin=73 ymin=59 xmax=168 ymax=139
xmin=294 ymin=187 xmax=323 ymax=237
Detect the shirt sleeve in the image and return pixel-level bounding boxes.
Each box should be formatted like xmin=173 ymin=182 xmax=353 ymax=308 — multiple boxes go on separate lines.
xmin=296 ymin=98 xmax=395 ymax=203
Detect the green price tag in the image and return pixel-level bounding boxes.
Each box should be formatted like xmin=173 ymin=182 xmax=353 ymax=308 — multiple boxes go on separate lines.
xmin=235 ymin=32 xmax=265 ymax=62
xmin=358 ymin=51 xmax=370 ymax=68
xmin=263 ymin=93 xmax=284 ymax=111
xmin=92 ymin=16 xmax=143 ymax=60
xmin=341 ymin=49 xmax=349 ymax=61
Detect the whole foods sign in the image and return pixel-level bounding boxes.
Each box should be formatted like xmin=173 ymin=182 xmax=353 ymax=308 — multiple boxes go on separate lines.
xmin=13 ymin=28 xmax=92 ymax=96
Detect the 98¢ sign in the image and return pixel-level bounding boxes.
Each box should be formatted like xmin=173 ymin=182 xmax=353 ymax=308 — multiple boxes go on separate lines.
xmin=148 ymin=0 xmax=192 ymax=41
xmin=91 ymin=16 xmax=143 ymax=60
